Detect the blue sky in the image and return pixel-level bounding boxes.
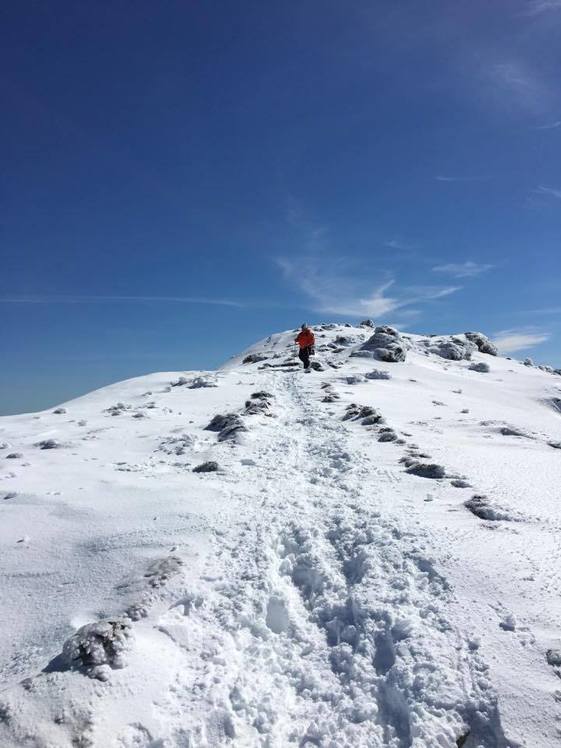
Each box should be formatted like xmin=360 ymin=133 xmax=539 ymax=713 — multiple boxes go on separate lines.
xmin=2 ymin=1 xmax=561 ymax=414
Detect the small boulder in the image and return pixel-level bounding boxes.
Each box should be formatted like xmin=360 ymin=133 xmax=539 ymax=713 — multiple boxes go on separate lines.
xmin=193 ymin=461 xmax=219 ymax=473
xmin=406 ymin=463 xmax=446 ymax=479
xmin=359 ymin=319 xmax=375 ymax=328
xmin=53 ymin=407 xmax=67 ymax=415
xmin=62 ymin=618 xmax=133 ymax=680
xmin=6 ymin=452 xmax=22 ymax=459
xmin=35 ymin=439 xmax=62 ymax=450
xmin=242 ymin=353 xmax=268 ymax=364
xmin=353 ymin=326 xmax=407 ymax=363
xmin=365 ymin=369 xmax=391 ymax=381
xmin=465 ymin=332 xmax=498 ymax=356
xmin=469 ymin=362 xmax=490 ymax=373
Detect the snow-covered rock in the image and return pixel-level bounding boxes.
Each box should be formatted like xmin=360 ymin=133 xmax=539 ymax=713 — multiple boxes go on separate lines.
xmin=352 ymin=325 xmax=407 ymax=363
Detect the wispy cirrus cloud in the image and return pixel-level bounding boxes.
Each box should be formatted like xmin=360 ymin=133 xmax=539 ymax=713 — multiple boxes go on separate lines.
xmin=522 ymin=0 xmax=561 ymax=16
xmin=276 ymin=256 xmax=459 ymax=318
xmin=0 ymin=294 xmax=244 ymax=307
xmin=532 ymin=185 xmax=561 ymax=200
xmin=491 ymin=327 xmax=550 ymax=353
xmin=435 ymin=175 xmax=491 ymax=183
xmin=535 ymin=120 xmax=561 ymax=129
xmin=432 ymin=261 xmax=494 ymax=278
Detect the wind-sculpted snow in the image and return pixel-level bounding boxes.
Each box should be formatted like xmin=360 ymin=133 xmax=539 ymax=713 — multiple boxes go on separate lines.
xmin=0 ymin=321 xmax=560 ymax=746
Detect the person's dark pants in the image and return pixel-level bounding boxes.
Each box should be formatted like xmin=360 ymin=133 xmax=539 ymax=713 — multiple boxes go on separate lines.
xmin=298 ymin=345 xmax=312 ymax=369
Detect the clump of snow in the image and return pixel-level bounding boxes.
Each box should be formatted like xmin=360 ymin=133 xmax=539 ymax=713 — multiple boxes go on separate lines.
xmin=144 ymin=556 xmax=183 ymax=587
xmin=61 ymin=618 xmax=133 ymax=680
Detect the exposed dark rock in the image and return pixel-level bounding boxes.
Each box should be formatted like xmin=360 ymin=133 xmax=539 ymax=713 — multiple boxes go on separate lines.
xmin=378 ymin=431 xmax=398 ymax=442
xmin=359 ymin=319 xmax=375 ymax=327
xmin=406 ymin=463 xmax=446 ymax=479
xmin=464 ymin=495 xmax=512 ymax=521
xmin=193 ymin=461 xmax=219 ymax=473
xmin=251 ymin=390 xmax=273 ymax=401
xmin=243 ymin=353 xmax=268 ymax=364
xmin=35 ymin=439 xmax=62 ymax=450
xmin=244 ymin=400 xmax=270 ymax=415
xmin=365 ymin=369 xmax=391 ymax=380
xmin=429 ymin=339 xmax=475 ymax=361
xmin=205 ymin=413 xmax=237 ymax=432
xmin=53 ymin=407 xmax=67 ymax=414
xmin=310 ymin=360 xmax=324 ymax=371
xmin=451 ymin=479 xmax=471 ymax=488
xmin=469 ymin=362 xmax=490 ymax=373
xmin=171 ymin=376 xmax=188 ymax=387
xmin=5 ymin=453 xmax=22 ymax=459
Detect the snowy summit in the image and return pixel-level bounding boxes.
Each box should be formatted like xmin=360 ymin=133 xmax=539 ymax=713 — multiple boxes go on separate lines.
xmin=1 ymin=322 xmax=561 ymax=747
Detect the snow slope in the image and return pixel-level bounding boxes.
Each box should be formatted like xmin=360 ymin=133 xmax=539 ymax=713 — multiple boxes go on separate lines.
xmin=1 ymin=323 xmax=561 ymax=747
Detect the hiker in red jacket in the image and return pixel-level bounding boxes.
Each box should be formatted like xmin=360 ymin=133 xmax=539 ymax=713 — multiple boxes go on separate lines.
xmin=295 ymin=324 xmax=315 ymax=370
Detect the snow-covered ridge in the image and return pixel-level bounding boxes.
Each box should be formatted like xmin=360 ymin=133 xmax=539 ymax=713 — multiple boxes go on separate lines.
xmin=1 ymin=322 xmax=561 ymax=747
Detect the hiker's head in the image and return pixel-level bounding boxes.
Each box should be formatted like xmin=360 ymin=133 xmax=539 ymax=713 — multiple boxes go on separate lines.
xmin=301 ymin=323 xmax=308 ymax=330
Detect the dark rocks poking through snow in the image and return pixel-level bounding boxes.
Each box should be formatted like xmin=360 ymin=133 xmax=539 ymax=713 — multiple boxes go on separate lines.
xmin=310 ymin=360 xmax=325 ymax=371
xmin=429 ymin=338 xmax=476 ymax=362
xmin=499 ymin=426 xmax=530 ymax=438
xmin=546 ymin=397 xmax=561 ymax=414
xmin=359 ymin=319 xmax=375 ymax=328
xmin=343 ymin=404 xmax=384 ymax=425
xmin=352 ymin=326 xmax=407 ymax=363
xmin=548 ymin=441 xmax=561 ymax=450
xmin=205 ymin=413 xmax=247 ymax=442
xmin=61 ymin=618 xmax=133 ymax=680
xmin=465 ymin=332 xmax=498 ymax=356
xmin=244 ymin=399 xmax=271 ymax=415
xmin=189 ymin=376 xmax=217 ymax=389
xmin=53 ymin=407 xmax=67 ymax=414
xmin=0 ymin=442 xmax=8 ymax=450
xmin=378 ymin=429 xmax=398 ymax=442
xmin=5 ymin=453 xmax=22 ymax=459
xmin=105 ymin=402 xmax=131 ymax=416
xmin=464 ymin=495 xmax=513 ymax=522
xmin=144 ymin=556 xmax=183 ymax=587
xmin=193 ymin=461 xmax=219 ymax=473
xmin=171 ymin=376 xmax=189 ymax=387
xmin=546 ymin=649 xmax=561 ymax=668
xmin=251 ymin=390 xmax=273 ymax=401
xmin=523 ymin=358 xmax=534 ymax=367
xmin=344 ymin=374 xmax=365 ymax=385
xmin=35 ymin=439 xmax=63 ymax=450
xmin=243 ymin=353 xmax=268 ymax=364
xmin=406 ymin=463 xmax=446 ymax=479
xmin=451 ymin=479 xmax=471 ymax=488
xmin=158 ymin=434 xmax=193 ymax=456
xmin=365 ymin=369 xmax=391 ymax=380
xmin=322 ymin=393 xmax=340 ymax=403
xmin=469 ymin=362 xmax=491 ymax=374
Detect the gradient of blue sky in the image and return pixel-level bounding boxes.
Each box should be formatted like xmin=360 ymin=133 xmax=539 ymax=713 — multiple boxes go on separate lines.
xmin=2 ymin=1 xmax=561 ymax=413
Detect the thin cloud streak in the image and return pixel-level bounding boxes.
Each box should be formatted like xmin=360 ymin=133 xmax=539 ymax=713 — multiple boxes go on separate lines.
xmin=277 ymin=257 xmax=460 ymax=318
xmin=535 ymin=120 xmax=561 ymax=129
xmin=492 ymin=328 xmax=550 ymax=353
xmin=0 ymin=294 xmax=245 ymax=307
xmin=435 ymin=175 xmax=490 ymax=183
xmin=432 ymin=261 xmax=494 ymax=278
xmin=533 ymin=185 xmax=561 ymax=200
xmin=522 ymin=0 xmax=561 ymax=16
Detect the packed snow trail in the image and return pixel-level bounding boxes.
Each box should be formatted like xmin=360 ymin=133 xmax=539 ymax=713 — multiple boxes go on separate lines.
xmin=1 ymin=323 xmax=561 ymax=746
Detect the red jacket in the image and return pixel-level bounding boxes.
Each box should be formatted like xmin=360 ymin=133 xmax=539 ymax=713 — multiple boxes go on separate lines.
xmin=295 ymin=329 xmax=315 ymax=349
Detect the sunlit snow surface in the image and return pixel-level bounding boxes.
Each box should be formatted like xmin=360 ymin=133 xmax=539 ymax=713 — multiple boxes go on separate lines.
xmin=1 ymin=324 xmax=560 ymax=747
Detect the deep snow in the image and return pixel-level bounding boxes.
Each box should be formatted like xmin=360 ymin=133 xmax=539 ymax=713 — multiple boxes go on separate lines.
xmin=1 ymin=324 xmax=560 ymax=747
